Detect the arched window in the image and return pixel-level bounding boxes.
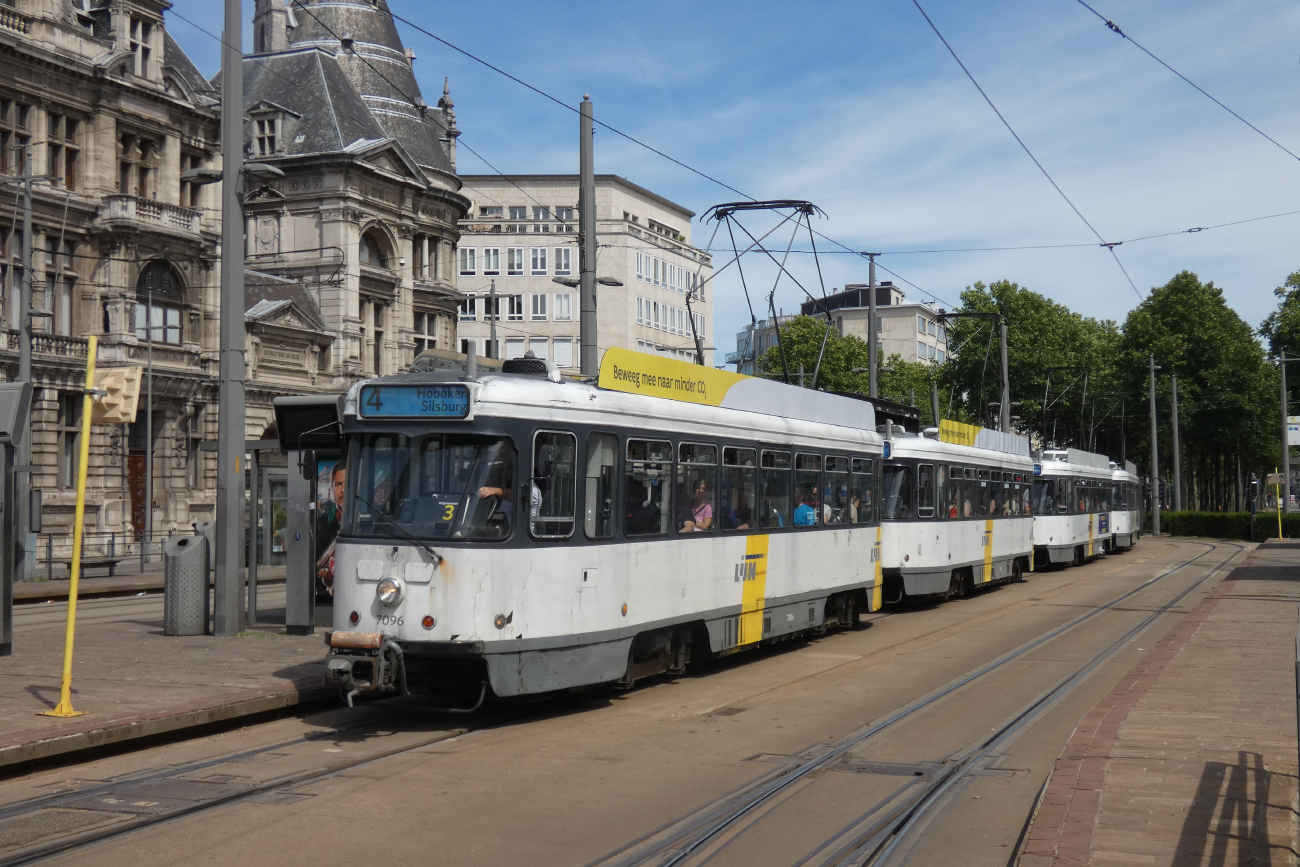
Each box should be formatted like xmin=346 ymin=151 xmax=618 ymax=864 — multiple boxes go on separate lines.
xmin=359 ymin=229 xmax=389 ymax=268
xmin=135 ymin=260 xmax=184 ymax=345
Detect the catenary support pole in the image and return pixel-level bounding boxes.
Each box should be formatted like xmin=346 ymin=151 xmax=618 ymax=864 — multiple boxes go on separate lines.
xmin=1149 ymin=355 xmax=1161 ymax=535
xmin=999 ymin=320 xmax=1010 ymax=433
xmin=143 ymin=271 xmax=153 ymax=568
xmin=1283 ymin=351 xmax=1291 ymax=514
xmin=868 ymin=254 xmax=878 ymax=399
xmin=931 ymin=378 xmax=941 ymax=428
xmin=39 ymin=336 xmax=96 ymax=718
xmin=1171 ymin=374 xmax=1182 ymax=512
xmin=488 ymin=279 xmax=497 ymax=358
xmin=213 ymin=0 xmax=246 ymax=636
xmin=16 ymin=173 xmax=32 ymax=581
xmin=578 ymin=95 xmax=597 ymax=376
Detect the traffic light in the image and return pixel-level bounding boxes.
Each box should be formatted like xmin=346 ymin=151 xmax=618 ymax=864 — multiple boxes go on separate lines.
xmin=91 ymin=366 xmax=143 ymax=424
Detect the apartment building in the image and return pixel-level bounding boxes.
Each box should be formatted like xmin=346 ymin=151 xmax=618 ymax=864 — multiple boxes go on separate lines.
xmin=455 ymin=174 xmax=713 ymax=369
xmin=802 ymin=283 xmax=949 ymax=364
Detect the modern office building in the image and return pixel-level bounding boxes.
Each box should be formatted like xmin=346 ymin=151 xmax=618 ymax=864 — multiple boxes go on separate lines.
xmin=454 ymin=174 xmax=713 ymax=369
xmin=802 ymin=283 xmax=949 ymax=364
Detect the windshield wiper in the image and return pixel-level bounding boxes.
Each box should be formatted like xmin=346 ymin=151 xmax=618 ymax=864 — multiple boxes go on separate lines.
xmin=353 ymin=494 xmax=444 ymax=566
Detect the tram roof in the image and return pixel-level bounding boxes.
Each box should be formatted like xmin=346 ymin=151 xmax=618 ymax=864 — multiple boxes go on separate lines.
xmin=884 ymin=433 xmax=1035 ymax=467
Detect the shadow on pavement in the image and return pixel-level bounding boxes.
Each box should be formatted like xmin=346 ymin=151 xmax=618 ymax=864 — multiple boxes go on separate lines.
xmin=1174 ymin=751 xmax=1281 ymax=866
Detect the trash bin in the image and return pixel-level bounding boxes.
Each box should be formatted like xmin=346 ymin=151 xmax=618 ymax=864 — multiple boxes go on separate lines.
xmin=193 ymin=521 xmax=215 ymax=572
xmin=163 ymin=534 xmax=209 ymax=636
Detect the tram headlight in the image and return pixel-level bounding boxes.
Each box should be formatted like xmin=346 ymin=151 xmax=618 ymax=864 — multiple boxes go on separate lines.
xmin=376 ymin=577 xmax=403 ymax=607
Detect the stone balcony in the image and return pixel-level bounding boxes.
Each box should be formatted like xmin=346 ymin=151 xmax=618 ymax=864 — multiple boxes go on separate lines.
xmin=6 ymin=330 xmax=88 ymax=359
xmin=0 ymin=6 xmax=32 ymax=36
xmin=99 ymin=195 xmax=203 ymax=238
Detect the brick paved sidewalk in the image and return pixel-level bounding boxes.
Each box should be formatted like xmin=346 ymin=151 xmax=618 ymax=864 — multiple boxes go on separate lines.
xmin=0 ymin=601 xmax=329 ymax=770
xmin=1020 ymin=540 xmax=1300 ymax=867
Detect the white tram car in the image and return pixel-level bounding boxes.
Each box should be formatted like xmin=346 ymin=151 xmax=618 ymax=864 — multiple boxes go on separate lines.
xmin=879 ymin=426 xmax=1034 ymax=599
xmin=1031 ymin=448 xmax=1116 ymax=567
xmin=1109 ymin=460 xmax=1142 ymax=552
xmin=319 ymin=355 xmax=888 ymax=704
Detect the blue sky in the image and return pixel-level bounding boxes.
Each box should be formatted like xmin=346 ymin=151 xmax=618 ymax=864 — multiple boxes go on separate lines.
xmin=171 ymin=0 xmax=1300 ymax=363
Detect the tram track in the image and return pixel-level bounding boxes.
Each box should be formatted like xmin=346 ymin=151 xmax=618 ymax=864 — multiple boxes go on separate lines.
xmin=583 ymin=540 xmax=1244 ymax=867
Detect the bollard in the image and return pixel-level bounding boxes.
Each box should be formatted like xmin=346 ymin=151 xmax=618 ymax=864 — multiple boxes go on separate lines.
xmin=163 ymin=535 xmax=210 ymax=636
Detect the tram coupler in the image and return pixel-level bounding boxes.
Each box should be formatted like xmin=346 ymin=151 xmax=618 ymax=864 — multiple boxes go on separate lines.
xmin=323 ymin=631 xmax=409 ymax=706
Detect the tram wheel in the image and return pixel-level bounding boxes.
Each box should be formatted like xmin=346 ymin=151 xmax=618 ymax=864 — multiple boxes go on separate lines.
xmin=1011 ymin=557 xmax=1024 ymax=583
xmin=1072 ymin=546 xmax=1084 ymax=567
xmin=948 ymin=569 xmax=967 ymax=599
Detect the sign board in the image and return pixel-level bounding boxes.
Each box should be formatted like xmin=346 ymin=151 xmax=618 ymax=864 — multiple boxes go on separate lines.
xmin=938 ymin=419 xmax=980 ymax=447
xmin=357 ymin=384 xmax=470 ymax=419
xmin=1288 ymin=416 xmax=1300 ymax=446
xmin=0 ymin=382 xmax=31 ymax=438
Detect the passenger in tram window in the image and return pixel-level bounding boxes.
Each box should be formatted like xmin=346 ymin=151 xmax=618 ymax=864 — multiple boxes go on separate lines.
xmin=689 ymin=479 xmax=713 ymax=531
xmin=625 ymin=478 xmax=660 ymax=535
xmin=948 ymin=489 xmax=959 ymax=518
xmin=793 ymin=488 xmax=818 ymax=526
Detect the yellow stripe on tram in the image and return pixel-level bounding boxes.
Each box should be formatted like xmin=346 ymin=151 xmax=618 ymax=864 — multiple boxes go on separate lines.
xmin=1088 ymin=514 xmax=1094 ymax=557
xmin=739 ymin=534 xmax=770 ymax=646
xmin=983 ymin=518 xmax=994 ymax=584
xmin=872 ymin=526 xmax=883 ymax=611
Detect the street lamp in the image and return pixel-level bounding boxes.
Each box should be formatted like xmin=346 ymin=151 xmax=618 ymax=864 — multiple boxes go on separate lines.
xmin=1270 ymin=352 xmax=1300 ymax=513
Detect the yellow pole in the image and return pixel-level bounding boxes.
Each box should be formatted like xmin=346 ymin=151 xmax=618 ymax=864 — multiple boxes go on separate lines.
xmin=39 ymin=335 xmax=96 ymax=718
xmin=1277 ymin=466 xmax=1284 ymax=542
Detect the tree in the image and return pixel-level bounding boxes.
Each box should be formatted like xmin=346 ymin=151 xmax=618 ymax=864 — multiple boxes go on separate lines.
xmin=1116 ymin=271 xmax=1275 ymax=510
xmin=1260 ymin=270 xmax=1300 ymax=357
xmin=941 ymin=280 xmax=1120 ymax=444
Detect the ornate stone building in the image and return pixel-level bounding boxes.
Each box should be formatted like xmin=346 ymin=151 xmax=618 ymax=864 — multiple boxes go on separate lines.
xmin=0 ymin=0 xmax=223 ymax=562
xmin=1 ymin=0 xmax=467 ymax=566
xmin=240 ymin=0 xmax=468 ymax=436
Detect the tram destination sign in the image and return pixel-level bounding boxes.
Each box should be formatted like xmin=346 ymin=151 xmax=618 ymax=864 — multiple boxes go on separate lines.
xmin=358 ymin=384 xmax=470 ymax=419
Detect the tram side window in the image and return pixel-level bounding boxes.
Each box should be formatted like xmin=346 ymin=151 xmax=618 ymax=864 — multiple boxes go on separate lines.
xmin=677 ymin=443 xmax=718 ymax=533
xmin=934 ymin=464 xmax=947 ymax=520
xmin=976 ymin=469 xmax=991 ymax=516
xmin=759 ymin=450 xmax=792 ymax=529
xmin=988 ymin=471 xmax=1002 ymax=517
xmin=531 ymin=432 xmax=576 ymax=539
xmin=721 ymin=447 xmax=756 ymax=531
xmin=794 ymin=453 xmax=822 ymax=527
xmin=947 ymin=466 xmax=962 ymax=518
xmin=882 ymin=464 xmax=913 ymax=520
xmin=584 ymin=433 xmax=617 ymax=539
xmin=851 ymin=458 xmax=875 ymax=524
xmin=917 ymin=463 xmax=935 ymax=518
xmin=1114 ymin=483 xmax=1123 ymax=510
xmin=624 ymin=439 xmax=671 ymax=536
xmin=824 ymin=456 xmax=851 ymax=525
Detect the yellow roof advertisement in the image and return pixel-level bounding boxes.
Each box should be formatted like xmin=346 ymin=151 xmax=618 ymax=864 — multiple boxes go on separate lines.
xmin=597 ymin=346 xmax=749 ymax=407
xmin=938 ymin=418 xmax=981 ymax=447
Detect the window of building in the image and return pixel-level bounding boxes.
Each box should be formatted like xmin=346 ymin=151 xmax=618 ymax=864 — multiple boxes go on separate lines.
xmin=652 ymin=301 xmax=660 ymax=330
xmin=372 ymin=302 xmax=386 ymax=375
xmin=918 ymin=341 xmax=927 ymax=358
xmin=528 ymin=337 xmax=548 ymax=359
xmin=179 ymin=150 xmax=204 ymax=208
xmin=459 ymin=295 xmax=476 ymax=321
xmin=129 ymin=16 xmax=154 ymax=78
xmin=45 ymin=237 xmax=75 ymax=336
xmin=530 ymin=293 xmax=547 ymax=321
xmin=530 ymin=247 xmax=547 ymax=275
xmin=481 ymin=247 xmax=500 ymax=275
xmin=504 ymin=337 xmax=525 ymax=359
xmin=937 ymin=349 xmax=945 ymax=363
xmin=506 ymin=206 xmax=526 ymax=233
xmin=506 ymin=294 xmax=524 ymax=321
xmin=1 ymin=227 xmax=22 ymax=329
xmin=479 ymin=205 xmax=502 ymax=218
xmin=553 ymin=338 xmax=573 ymax=368
xmin=917 ymin=315 xmax=927 ymax=333
xmin=506 ymin=247 xmax=524 ymax=276
xmin=359 ymin=230 xmax=390 ymax=268
xmin=554 ymin=292 xmax=572 ymax=321
xmin=186 ymin=408 xmax=203 ymax=489
xmin=554 ymin=206 xmax=575 ymax=233
xmin=117 ymin=132 xmax=159 ymax=198
xmin=0 ymin=99 xmax=31 ymax=176
xmin=46 ymin=112 xmax=79 ymax=190
xmin=134 ymin=260 xmax=184 ymax=345
xmin=254 ymin=116 xmax=278 ymax=156
xmin=413 ymin=311 xmax=437 ymax=354
xmin=532 ymin=206 xmax=551 ymax=233
xmin=554 ymin=247 xmax=572 ymax=276
xmin=58 ymin=393 xmax=81 ymax=488
xmin=927 ymin=319 xmax=937 ymax=336
xmin=457 ymin=246 xmax=476 ymax=275
xmin=937 ymin=325 xmax=946 ymax=343
xmin=636 ymin=252 xmax=644 ymax=282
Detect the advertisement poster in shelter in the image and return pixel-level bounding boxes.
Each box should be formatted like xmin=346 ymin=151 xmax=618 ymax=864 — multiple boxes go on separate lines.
xmin=315 ymin=458 xmax=346 ymax=599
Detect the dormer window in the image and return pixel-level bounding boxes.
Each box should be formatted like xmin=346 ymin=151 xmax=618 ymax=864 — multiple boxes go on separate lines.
xmin=255 ymin=117 xmax=278 ymax=156
xmin=129 ymin=17 xmax=153 ymax=78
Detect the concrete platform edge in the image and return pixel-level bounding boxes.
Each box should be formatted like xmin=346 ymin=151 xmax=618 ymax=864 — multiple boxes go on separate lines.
xmin=0 ymin=685 xmax=334 ymax=771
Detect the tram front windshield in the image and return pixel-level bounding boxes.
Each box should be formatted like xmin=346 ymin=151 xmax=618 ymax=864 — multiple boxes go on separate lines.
xmin=347 ymin=433 xmax=516 ymax=541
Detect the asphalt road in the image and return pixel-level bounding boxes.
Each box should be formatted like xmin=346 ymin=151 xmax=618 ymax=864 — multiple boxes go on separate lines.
xmin=0 ymin=538 xmax=1245 ymax=867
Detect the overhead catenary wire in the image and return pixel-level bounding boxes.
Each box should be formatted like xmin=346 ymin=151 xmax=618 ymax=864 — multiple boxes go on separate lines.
xmin=1073 ymin=0 xmax=1300 ymax=166
xmin=909 ymin=0 xmax=1142 ymax=302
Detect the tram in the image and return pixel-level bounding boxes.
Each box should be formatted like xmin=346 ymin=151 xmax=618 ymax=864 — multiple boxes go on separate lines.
xmin=311 ymin=349 xmax=887 ymax=704
xmin=1109 ymin=460 xmax=1142 ymax=552
xmin=1030 ymin=448 xmax=1116 ymax=567
xmin=880 ymin=423 xmax=1034 ymax=600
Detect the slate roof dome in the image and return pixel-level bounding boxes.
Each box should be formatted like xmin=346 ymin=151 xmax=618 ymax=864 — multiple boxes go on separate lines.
xmin=285 ymin=0 xmax=453 ymax=176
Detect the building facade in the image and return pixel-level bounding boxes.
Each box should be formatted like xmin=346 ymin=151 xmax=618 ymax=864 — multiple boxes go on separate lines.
xmin=1 ymin=0 xmax=467 ymax=568
xmin=454 ymin=175 xmax=713 ymax=369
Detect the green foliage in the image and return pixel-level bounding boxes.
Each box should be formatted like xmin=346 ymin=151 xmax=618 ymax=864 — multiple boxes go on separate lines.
xmin=941 ymin=280 xmax=1119 ymax=438
xmin=1154 ymin=510 xmax=1300 ymax=541
xmin=1260 ymin=270 xmax=1300 ymax=358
